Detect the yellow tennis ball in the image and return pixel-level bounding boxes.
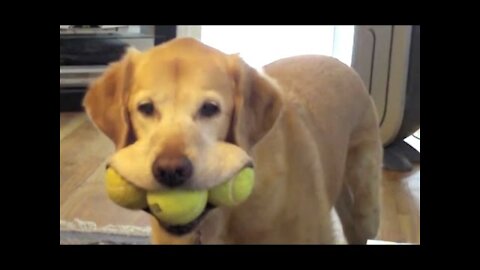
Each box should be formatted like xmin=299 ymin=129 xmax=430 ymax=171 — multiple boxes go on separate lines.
xmin=208 ymin=167 xmax=255 ymax=207
xmin=147 ymin=189 xmax=208 ymax=225
xmin=105 ymin=167 xmax=148 ymax=210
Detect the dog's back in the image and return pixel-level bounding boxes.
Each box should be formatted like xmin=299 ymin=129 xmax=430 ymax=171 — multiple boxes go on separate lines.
xmin=221 ymin=55 xmax=382 ymax=243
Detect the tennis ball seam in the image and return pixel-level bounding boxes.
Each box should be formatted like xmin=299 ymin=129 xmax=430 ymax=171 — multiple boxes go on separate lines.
xmin=226 ymin=181 xmax=235 ymax=204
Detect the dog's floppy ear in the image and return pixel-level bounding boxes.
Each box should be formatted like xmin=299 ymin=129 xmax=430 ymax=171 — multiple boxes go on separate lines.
xmin=83 ymin=48 xmax=140 ymax=150
xmin=227 ymin=54 xmax=283 ymax=152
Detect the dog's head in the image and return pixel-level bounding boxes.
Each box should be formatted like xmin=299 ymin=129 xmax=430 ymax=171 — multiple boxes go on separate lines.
xmin=83 ymin=38 xmax=283 ymax=241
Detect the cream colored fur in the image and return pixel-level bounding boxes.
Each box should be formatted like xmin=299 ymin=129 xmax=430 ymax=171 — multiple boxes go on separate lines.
xmin=84 ymin=38 xmax=382 ymax=244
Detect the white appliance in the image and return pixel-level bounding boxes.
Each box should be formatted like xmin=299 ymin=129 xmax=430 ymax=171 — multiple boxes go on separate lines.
xmin=351 ymin=25 xmax=420 ymax=171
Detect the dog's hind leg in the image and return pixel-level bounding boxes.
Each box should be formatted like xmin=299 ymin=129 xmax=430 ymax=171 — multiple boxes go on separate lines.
xmin=335 ymin=106 xmax=382 ymax=244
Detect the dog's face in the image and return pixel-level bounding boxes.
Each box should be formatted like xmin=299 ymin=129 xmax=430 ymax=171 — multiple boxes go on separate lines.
xmin=83 ymin=38 xmax=282 ymax=240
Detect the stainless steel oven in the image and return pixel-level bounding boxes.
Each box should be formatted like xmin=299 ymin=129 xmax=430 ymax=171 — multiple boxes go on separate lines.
xmin=60 ymin=25 xmax=176 ymax=111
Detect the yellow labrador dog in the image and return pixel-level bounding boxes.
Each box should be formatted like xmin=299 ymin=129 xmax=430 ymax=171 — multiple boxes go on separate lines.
xmin=84 ymin=37 xmax=382 ymax=244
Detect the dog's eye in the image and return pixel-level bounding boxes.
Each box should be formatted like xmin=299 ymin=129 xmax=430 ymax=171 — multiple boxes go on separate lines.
xmin=138 ymin=102 xmax=155 ymax=116
xmin=199 ymin=101 xmax=220 ymax=118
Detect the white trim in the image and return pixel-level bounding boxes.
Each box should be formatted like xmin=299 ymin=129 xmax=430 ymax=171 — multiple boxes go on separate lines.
xmin=332 ymin=26 xmax=355 ymax=66
xmin=176 ymin=25 xmax=202 ymax=40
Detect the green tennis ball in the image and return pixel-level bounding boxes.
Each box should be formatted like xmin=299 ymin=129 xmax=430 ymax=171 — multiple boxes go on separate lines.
xmin=208 ymin=167 xmax=255 ymax=207
xmin=105 ymin=167 xmax=148 ymax=210
xmin=147 ymin=189 xmax=208 ymax=225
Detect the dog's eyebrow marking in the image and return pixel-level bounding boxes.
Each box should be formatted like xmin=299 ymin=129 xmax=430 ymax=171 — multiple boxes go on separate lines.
xmin=172 ymin=58 xmax=180 ymax=81
xmin=172 ymin=58 xmax=180 ymax=82
xmin=171 ymin=58 xmax=181 ymax=102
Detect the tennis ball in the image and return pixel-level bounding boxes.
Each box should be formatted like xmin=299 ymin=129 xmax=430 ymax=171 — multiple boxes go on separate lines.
xmin=208 ymin=167 xmax=255 ymax=207
xmin=147 ymin=189 xmax=208 ymax=225
xmin=105 ymin=167 xmax=148 ymax=210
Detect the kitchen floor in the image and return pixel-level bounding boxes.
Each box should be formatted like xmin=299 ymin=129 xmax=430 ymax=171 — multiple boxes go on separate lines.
xmin=60 ymin=112 xmax=420 ymax=244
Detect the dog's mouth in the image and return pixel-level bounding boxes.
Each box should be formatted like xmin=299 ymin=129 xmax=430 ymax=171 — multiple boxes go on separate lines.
xmin=141 ymin=162 xmax=253 ymax=237
xmin=143 ymin=203 xmax=216 ymax=236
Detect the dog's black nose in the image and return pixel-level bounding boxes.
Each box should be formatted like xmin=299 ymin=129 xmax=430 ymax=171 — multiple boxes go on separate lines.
xmin=152 ymin=155 xmax=193 ymax=187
